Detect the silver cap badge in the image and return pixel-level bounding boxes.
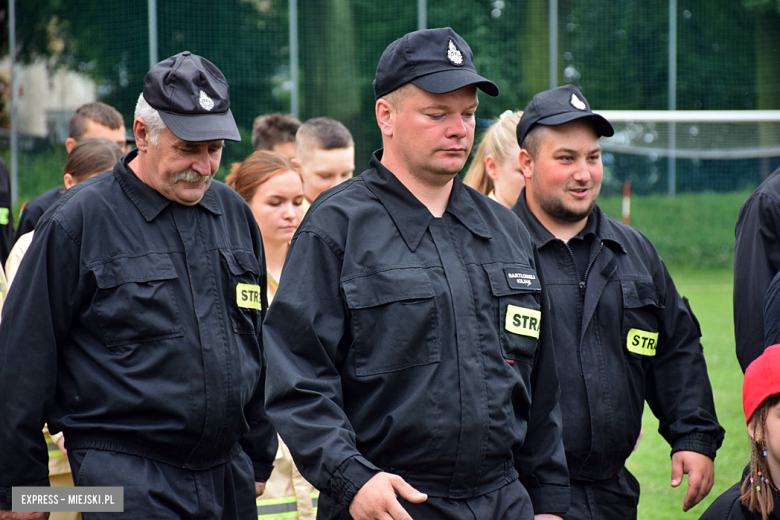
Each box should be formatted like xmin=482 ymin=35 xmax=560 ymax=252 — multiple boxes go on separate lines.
xmin=199 ymin=90 xmax=215 ymax=111
xmin=447 ymin=39 xmax=464 ymax=66
xmin=570 ymin=93 xmax=587 ymax=111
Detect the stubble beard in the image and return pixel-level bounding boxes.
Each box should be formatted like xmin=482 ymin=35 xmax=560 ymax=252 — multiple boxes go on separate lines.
xmin=533 ymin=185 xmax=599 ymax=223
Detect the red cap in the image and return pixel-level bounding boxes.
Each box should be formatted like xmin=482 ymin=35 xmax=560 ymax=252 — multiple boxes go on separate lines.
xmin=744 ymin=344 xmax=780 ymax=424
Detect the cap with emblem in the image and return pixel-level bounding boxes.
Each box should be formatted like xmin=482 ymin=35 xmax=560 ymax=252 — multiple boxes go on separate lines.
xmin=743 ymin=344 xmax=780 ymax=424
xmin=143 ymin=51 xmax=241 ymax=142
xmin=515 ymin=85 xmax=613 ymax=148
xmin=373 ymin=27 xmax=499 ymax=100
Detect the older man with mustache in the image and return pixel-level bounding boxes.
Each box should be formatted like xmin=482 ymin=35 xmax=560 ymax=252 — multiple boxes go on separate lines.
xmin=0 ymin=52 xmax=276 ymax=520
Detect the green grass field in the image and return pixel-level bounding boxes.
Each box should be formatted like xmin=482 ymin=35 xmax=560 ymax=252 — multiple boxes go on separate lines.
xmin=626 ymin=268 xmax=745 ymax=519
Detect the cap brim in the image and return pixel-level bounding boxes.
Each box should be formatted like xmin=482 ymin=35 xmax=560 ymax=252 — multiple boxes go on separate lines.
xmin=412 ymin=69 xmax=499 ymax=97
xmin=537 ymin=112 xmax=614 ymax=138
xmin=158 ymin=109 xmax=242 ymax=142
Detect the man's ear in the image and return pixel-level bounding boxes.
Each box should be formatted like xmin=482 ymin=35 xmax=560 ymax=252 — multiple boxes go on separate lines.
xmin=519 ymin=149 xmax=534 ymax=180
xmin=291 ymin=157 xmax=301 ymax=168
xmin=375 ymin=99 xmax=394 ymax=138
xmin=133 ymin=118 xmax=152 ymax=152
xmin=63 ymin=173 xmax=75 ymax=190
xmin=65 ymin=137 xmax=77 ymax=153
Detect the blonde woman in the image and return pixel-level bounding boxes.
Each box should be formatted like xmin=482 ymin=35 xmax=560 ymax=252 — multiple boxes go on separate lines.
xmin=464 ymin=110 xmax=524 ymax=208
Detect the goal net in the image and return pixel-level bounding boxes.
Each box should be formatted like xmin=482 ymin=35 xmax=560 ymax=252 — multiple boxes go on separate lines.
xmin=598 ymin=111 xmax=780 ymax=196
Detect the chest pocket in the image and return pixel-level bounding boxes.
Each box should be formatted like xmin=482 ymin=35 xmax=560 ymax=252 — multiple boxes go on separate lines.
xmin=220 ymin=249 xmax=263 ymax=335
xmin=484 ymin=263 xmax=541 ymax=363
xmin=621 ymin=280 xmax=664 ymax=359
xmin=343 ymin=268 xmax=441 ymax=376
xmin=91 ymin=254 xmax=184 ymax=347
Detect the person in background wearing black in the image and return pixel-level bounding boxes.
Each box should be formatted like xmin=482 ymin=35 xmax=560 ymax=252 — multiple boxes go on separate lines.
xmin=13 ymin=101 xmax=128 ymax=243
xmin=0 ymin=157 xmax=13 ymax=266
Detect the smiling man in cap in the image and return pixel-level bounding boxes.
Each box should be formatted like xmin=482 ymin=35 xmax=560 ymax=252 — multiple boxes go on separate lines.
xmin=512 ymin=85 xmax=724 ymax=519
xmin=0 ymin=52 xmax=276 ymax=519
xmin=264 ymin=28 xmax=569 ymax=520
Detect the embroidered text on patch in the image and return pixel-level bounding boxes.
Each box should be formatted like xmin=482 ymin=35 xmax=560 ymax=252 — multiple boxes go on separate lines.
xmin=236 ymin=283 xmax=261 ymax=310
xmin=505 ymin=305 xmax=541 ymax=339
xmin=626 ymin=328 xmax=658 ymax=356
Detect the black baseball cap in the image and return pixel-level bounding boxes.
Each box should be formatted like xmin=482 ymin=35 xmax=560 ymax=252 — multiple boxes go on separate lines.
xmin=515 ymin=85 xmax=613 ymax=147
xmin=143 ymin=51 xmax=241 ymax=142
xmin=373 ymin=27 xmax=499 ymax=100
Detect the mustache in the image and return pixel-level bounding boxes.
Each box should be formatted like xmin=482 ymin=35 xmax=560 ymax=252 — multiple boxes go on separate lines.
xmin=172 ymin=169 xmax=214 ymax=184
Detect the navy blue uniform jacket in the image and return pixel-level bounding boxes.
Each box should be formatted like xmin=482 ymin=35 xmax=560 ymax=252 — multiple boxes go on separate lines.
xmin=0 ymin=150 xmax=276 ymax=508
xmin=264 ymin=152 xmax=570 ymax=516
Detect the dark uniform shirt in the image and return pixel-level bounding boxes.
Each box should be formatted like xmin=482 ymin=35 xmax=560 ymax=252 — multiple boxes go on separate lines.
xmin=699 ymin=481 xmax=780 ymax=520
xmin=764 ymin=270 xmax=780 ymax=348
xmin=734 ymin=166 xmax=780 ymax=372
xmin=13 ymin=184 xmax=64 ymax=244
xmin=513 ymin=191 xmax=724 ymax=481
xmin=0 ymin=149 xmax=276 ymax=508
xmin=0 ymin=158 xmax=13 ymax=265
xmin=264 ymin=151 xmax=569 ymax=517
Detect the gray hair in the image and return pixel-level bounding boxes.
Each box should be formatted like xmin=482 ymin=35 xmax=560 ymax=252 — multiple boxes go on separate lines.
xmin=134 ymin=94 xmax=167 ymax=147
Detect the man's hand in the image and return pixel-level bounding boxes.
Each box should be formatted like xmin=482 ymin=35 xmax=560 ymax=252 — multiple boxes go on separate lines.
xmin=255 ymin=481 xmax=266 ymax=498
xmin=670 ymin=450 xmax=714 ymax=512
xmin=348 ymin=472 xmax=427 ymax=520
xmin=53 ymin=434 xmax=66 ymax=457
xmin=0 ymin=511 xmax=49 ymax=520
xmin=534 ymin=515 xmax=563 ymax=520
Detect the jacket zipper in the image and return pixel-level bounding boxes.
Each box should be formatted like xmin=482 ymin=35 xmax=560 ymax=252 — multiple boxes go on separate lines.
xmin=564 ymin=240 xmax=604 ymax=301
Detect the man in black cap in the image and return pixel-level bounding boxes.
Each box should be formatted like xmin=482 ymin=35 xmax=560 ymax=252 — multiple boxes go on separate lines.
xmin=0 ymin=52 xmax=276 ymax=520
xmin=264 ymin=28 xmax=569 ymax=520
xmin=512 ymin=85 xmax=724 ymax=519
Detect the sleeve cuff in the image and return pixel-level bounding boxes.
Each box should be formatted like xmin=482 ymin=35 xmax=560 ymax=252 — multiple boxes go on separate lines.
xmin=527 ymin=485 xmax=570 ymax=516
xmin=326 ymin=455 xmax=382 ymax=507
xmin=253 ymin=462 xmax=275 ymax=482
xmin=671 ymin=433 xmax=718 ymax=460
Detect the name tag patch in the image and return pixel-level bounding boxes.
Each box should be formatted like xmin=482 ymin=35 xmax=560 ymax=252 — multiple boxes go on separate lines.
xmin=504 ymin=266 xmax=541 ymax=290
xmin=236 ymin=283 xmax=261 ymax=310
xmin=627 ymin=328 xmax=658 ymax=356
xmin=505 ymin=305 xmax=541 ymax=339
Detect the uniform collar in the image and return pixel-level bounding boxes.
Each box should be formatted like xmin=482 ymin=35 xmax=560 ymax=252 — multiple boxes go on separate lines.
xmin=513 ymin=187 xmax=626 ymax=253
xmin=363 ymin=150 xmax=491 ymax=251
xmin=115 ymin=149 xmax=223 ymax=222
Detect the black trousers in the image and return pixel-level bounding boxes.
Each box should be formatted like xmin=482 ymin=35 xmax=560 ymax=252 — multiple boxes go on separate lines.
xmin=68 ymin=448 xmax=257 ymax=519
xmin=565 ymin=467 xmax=641 ymax=520
xmin=316 ymin=479 xmax=534 ymax=520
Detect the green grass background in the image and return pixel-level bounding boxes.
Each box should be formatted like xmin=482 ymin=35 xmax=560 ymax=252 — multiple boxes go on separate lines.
xmin=598 ymin=194 xmax=747 ymax=519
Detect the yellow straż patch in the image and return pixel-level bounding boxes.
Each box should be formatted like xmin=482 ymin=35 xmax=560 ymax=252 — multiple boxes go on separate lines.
xmin=504 ymin=305 xmax=541 ymax=339
xmin=627 ymin=328 xmax=659 ymax=356
xmin=236 ymin=283 xmax=262 ymax=310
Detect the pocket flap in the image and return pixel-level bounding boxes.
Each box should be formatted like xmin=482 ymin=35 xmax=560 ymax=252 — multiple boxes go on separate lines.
xmin=483 ymin=263 xmax=541 ymax=297
xmin=621 ymin=280 xmax=663 ymax=309
xmin=343 ymin=268 xmax=435 ymax=309
xmin=222 ymin=250 xmax=262 ymax=276
xmin=92 ymin=254 xmax=177 ymax=289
